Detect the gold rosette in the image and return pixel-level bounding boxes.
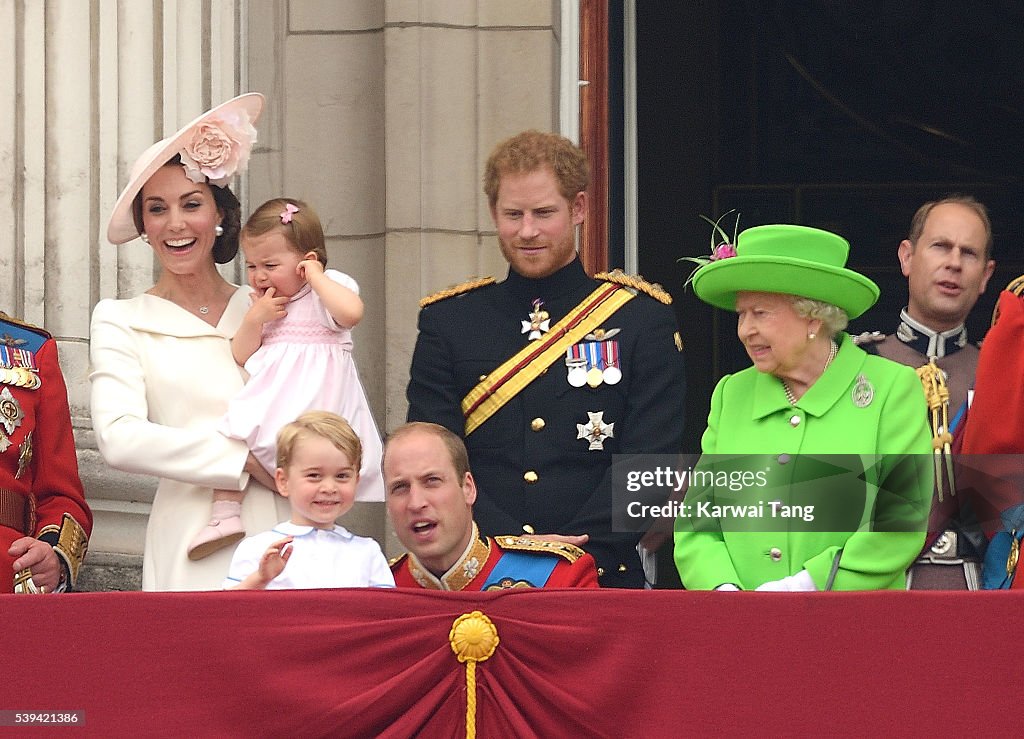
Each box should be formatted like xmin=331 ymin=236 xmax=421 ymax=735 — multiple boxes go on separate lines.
xmin=449 ymin=611 xmax=499 ymax=738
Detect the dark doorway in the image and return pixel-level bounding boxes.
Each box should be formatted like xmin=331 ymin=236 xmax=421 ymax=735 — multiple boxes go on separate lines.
xmin=630 ymin=1 xmax=1024 ymax=452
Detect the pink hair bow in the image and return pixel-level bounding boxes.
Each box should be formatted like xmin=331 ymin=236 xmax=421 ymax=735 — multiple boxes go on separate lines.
xmin=280 ymin=203 xmax=300 ymax=224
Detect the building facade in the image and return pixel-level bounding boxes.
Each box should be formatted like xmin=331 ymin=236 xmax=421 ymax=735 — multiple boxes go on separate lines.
xmin=0 ymin=0 xmax=580 ymax=576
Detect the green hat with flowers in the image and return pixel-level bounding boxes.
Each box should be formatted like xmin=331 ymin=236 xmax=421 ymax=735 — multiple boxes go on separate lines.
xmin=688 ymin=223 xmax=880 ymax=318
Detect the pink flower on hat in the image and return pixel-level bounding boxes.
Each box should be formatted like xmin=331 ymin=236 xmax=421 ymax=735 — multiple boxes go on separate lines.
xmin=711 ymin=243 xmax=738 ymax=261
xmin=679 ymin=210 xmax=741 ymax=288
xmin=179 ymin=108 xmax=258 ymax=187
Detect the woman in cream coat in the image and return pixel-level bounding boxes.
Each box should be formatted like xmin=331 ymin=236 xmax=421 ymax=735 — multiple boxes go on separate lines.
xmin=90 ymin=94 xmax=289 ymax=590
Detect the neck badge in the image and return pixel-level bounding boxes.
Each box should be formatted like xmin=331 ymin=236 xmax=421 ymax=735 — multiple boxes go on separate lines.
xmin=521 ymin=299 xmax=550 ymax=340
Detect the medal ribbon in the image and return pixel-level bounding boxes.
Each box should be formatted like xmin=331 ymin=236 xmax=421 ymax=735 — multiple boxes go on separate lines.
xmin=0 ymin=347 xmax=36 ymax=369
xmin=603 ymin=340 xmax=619 ymax=370
xmin=462 ymin=283 xmax=635 ymax=435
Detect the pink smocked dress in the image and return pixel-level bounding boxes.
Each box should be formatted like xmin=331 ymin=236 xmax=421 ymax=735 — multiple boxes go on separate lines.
xmin=219 ymin=269 xmax=384 ymax=502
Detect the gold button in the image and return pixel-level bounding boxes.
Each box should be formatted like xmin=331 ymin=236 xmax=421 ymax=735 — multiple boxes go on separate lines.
xmin=769 ymin=547 xmax=782 ymax=561
xmin=789 ymin=415 xmax=801 ymax=427
xmin=531 ymin=417 xmax=546 ymax=431
xmin=523 ymin=470 xmax=538 ymax=483
xmin=522 ymin=524 xmax=535 ymax=535
xmin=597 ymin=567 xmax=606 ymax=577
xmin=617 ymin=564 xmax=627 ymax=572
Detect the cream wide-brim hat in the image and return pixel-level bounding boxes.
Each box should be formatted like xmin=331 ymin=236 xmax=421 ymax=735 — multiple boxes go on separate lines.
xmin=106 ymin=92 xmax=264 ymax=245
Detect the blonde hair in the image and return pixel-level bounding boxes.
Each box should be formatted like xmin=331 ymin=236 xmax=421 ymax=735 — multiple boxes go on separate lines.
xmin=242 ymin=197 xmax=327 ymax=266
xmin=384 ymin=422 xmax=470 ymax=480
xmin=791 ymin=296 xmax=849 ymax=337
xmin=276 ymin=411 xmax=362 ymax=471
xmin=483 ymin=130 xmax=589 ymax=208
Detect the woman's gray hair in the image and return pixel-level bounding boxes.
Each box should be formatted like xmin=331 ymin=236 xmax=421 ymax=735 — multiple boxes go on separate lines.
xmin=790 ymin=296 xmax=848 ymax=337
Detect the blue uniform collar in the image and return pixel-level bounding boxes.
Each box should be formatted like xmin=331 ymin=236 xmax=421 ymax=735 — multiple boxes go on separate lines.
xmin=895 ymin=308 xmax=967 ymax=358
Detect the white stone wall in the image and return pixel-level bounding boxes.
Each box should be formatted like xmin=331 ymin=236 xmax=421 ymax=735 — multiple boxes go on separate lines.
xmin=0 ymin=0 xmax=563 ymax=576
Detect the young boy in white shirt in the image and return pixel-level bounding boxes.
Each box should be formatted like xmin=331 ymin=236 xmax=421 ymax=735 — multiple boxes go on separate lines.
xmin=224 ymin=411 xmax=394 ymax=590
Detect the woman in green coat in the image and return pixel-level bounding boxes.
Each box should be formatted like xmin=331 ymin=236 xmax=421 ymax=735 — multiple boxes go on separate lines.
xmin=674 ymin=224 xmax=932 ymax=591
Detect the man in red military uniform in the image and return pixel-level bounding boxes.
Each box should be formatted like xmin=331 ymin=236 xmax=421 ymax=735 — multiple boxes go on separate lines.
xmin=384 ymin=422 xmax=598 ymax=590
xmin=1 ymin=312 xmax=91 ymax=593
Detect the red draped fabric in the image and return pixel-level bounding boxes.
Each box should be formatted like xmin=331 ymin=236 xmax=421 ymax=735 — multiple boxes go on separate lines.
xmin=4 ymin=589 xmax=1021 ymax=737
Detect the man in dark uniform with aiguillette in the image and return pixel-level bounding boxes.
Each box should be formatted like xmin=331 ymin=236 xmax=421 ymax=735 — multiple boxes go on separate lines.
xmin=854 ymin=196 xmax=994 ymax=588
xmin=406 ymin=130 xmax=687 ymax=588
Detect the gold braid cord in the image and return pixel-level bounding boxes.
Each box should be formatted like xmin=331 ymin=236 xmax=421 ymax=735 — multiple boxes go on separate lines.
xmin=992 ymin=274 xmax=1024 ymax=327
xmin=915 ymin=359 xmax=955 ymax=501
xmin=449 ymin=611 xmax=499 ymax=739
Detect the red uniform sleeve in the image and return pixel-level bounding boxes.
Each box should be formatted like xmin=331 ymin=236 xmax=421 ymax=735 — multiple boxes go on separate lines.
xmin=957 ymin=290 xmax=1024 ymax=538
xmin=26 ymin=338 xmax=92 ymax=585
xmin=547 ymin=552 xmax=601 ymax=588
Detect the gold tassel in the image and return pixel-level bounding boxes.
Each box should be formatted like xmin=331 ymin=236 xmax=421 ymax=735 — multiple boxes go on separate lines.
xmin=450 ymin=611 xmax=499 ymax=739
xmin=915 ymin=359 xmax=955 ymax=501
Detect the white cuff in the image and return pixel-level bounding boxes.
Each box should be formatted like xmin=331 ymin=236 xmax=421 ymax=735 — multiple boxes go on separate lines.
xmin=755 ymin=569 xmax=817 ymax=592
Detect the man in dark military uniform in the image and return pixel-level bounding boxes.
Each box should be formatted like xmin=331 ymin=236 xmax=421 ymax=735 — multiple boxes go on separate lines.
xmin=854 ymin=196 xmax=995 ymax=588
xmin=384 ymin=422 xmax=599 ymax=590
xmin=405 ymin=130 xmax=686 ymax=588
xmin=0 ymin=312 xmax=91 ymax=593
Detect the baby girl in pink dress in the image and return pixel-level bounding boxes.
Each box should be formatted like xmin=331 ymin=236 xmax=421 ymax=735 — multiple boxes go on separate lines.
xmin=189 ymin=198 xmax=384 ymax=560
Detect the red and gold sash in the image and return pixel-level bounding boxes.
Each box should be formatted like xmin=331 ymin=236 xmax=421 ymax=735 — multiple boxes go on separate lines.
xmin=461 ymin=282 xmax=634 ymax=435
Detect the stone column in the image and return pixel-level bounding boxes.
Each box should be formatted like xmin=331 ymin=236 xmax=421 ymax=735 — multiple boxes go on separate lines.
xmin=382 ymin=0 xmax=561 ymax=429
xmin=0 ymin=1 xmax=244 ymax=586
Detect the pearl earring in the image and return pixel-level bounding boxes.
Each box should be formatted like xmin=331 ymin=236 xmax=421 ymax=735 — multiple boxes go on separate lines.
xmin=214 ymin=224 xmax=224 ymax=237
xmin=808 ymin=332 xmax=816 ymax=341
xmin=140 ymin=233 xmax=149 ymax=244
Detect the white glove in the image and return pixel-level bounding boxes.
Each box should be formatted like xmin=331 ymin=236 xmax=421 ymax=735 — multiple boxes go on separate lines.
xmin=714 ymin=583 xmax=741 ymax=591
xmin=754 ymin=569 xmax=817 ymax=592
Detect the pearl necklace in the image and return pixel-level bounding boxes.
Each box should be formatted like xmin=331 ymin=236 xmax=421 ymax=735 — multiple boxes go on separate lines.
xmin=782 ymin=340 xmax=838 ymax=406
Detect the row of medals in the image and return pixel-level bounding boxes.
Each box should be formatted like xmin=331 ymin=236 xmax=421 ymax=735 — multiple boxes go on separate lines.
xmin=1 ymin=366 xmax=41 ymax=390
xmin=566 ymin=358 xmax=621 ymax=388
xmin=523 ymin=300 xmax=622 ymax=389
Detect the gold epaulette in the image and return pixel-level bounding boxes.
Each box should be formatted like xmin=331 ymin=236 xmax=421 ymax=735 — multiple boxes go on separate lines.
xmin=493 ymin=535 xmax=586 ymax=563
xmin=991 ymin=274 xmax=1024 ymax=326
xmin=851 ymin=330 xmax=886 ymax=346
xmin=594 ymin=269 xmax=672 ymax=305
xmin=0 ymin=312 xmax=51 ymax=339
xmin=419 ymin=277 xmax=496 ymax=308
xmin=388 ymin=553 xmax=408 ymax=567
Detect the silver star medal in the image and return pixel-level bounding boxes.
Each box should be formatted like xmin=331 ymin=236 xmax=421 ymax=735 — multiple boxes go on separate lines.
xmin=0 ymin=386 xmax=24 ymax=435
xmin=577 ymin=411 xmax=614 ymax=451
xmin=521 ymin=299 xmax=550 ymax=341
